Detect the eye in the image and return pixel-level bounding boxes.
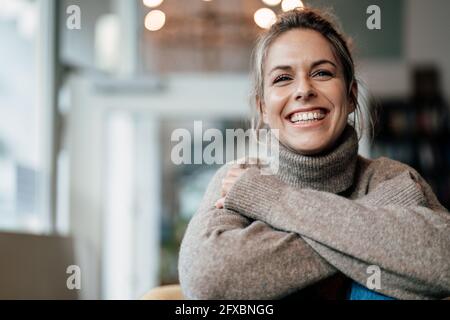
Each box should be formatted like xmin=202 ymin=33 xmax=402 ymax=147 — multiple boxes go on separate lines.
xmin=273 ymin=74 xmax=292 ymax=84
xmin=313 ymin=70 xmax=334 ymax=79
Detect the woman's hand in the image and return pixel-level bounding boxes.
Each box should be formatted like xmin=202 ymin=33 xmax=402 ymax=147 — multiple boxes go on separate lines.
xmin=215 ymin=158 xmax=258 ymax=209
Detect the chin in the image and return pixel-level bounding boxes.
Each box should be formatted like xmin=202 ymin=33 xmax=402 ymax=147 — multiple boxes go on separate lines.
xmin=280 ymin=125 xmax=338 ymax=155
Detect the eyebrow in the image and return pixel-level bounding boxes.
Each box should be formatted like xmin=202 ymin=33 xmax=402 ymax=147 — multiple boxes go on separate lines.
xmin=268 ymin=59 xmax=337 ymax=75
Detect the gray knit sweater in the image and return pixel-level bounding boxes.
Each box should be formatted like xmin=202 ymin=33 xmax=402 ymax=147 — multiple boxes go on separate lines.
xmin=178 ymin=125 xmax=450 ymax=300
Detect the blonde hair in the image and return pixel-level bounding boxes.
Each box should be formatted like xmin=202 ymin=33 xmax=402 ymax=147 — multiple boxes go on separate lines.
xmin=250 ymin=7 xmax=374 ymax=141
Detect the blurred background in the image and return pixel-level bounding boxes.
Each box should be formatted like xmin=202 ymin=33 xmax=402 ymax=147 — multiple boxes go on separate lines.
xmin=0 ymin=0 xmax=449 ymax=299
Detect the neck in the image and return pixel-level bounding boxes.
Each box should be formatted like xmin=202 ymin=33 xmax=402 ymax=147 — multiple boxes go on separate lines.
xmin=274 ymin=125 xmax=359 ymax=194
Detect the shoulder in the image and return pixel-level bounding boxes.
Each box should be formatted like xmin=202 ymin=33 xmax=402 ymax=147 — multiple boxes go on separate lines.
xmin=210 ymin=157 xmax=264 ymax=181
xmin=205 ymin=157 xmax=266 ymax=197
xmin=196 ymin=159 xmax=259 ymax=215
xmin=355 ymin=155 xmax=423 ymax=193
xmin=358 ymin=155 xmax=418 ymax=179
xmin=204 ymin=160 xmax=246 ymax=194
xmin=212 ymin=162 xmax=234 ymax=179
xmin=357 ymin=155 xmax=448 ymax=211
xmin=369 ymin=156 xmax=417 ymax=176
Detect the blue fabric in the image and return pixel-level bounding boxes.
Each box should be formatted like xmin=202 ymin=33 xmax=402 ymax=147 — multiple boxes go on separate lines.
xmin=348 ymin=281 xmax=396 ymax=300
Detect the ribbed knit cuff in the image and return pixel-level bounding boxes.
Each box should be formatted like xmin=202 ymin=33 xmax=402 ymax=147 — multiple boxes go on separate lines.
xmin=359 ymin=171 xmax=427 ymax=207
xmin=224 ymin=168 xmax=282 ymax=221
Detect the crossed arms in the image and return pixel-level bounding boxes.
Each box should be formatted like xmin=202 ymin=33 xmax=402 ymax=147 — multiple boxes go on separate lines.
xmin=178 ymin=160 xmax=450 ymax=300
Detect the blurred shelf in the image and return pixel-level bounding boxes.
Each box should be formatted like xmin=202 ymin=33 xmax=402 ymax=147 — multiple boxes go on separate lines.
xmin=372 ymin=96 xmax=450 ymax=210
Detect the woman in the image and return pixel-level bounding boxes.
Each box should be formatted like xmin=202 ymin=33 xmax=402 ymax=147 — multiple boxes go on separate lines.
xmin=178 ymin=8 xmax=450 ymax=300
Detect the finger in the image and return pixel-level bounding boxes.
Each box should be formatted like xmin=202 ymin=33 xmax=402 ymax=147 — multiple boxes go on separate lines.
xmin=227 ymin=168 xmax=245 ymax=178
xmin=222 ymin=181 xmax=232 ymax=195
xmin=221 ymin=186 xmax=229 ymax=197
xmin=221 ymin=177 xmax=234 ymax=193
xmin=215 ymin=198 xmax=225 ymax=209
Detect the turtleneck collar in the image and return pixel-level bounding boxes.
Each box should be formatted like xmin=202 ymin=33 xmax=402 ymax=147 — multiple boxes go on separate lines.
xmin=273 ymin=125 xmax=359 ymax=194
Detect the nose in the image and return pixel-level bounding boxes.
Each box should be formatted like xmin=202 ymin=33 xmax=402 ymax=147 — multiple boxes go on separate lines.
xmin=294 ymin=79 xmax=317 ymax=101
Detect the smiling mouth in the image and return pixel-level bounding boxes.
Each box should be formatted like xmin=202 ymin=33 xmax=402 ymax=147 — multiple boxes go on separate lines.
xmin=287 ymin=108 xmax=329 ymax=124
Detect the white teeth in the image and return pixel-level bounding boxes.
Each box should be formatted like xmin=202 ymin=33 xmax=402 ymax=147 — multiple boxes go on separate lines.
xmin=290 ymin=110 xmax=326 ymax=123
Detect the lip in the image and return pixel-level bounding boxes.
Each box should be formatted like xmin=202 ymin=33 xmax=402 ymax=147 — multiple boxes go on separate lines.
xmin=284 ymin=106 xmax=330 ymax=120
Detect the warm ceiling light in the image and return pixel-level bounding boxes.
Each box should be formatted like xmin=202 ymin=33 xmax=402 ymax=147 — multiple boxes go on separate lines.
xmin=281 ymin=0 xmax=304 ymax=12
xmin=254 ymin=8 xmax=277 ymax=29
xmin=262 ymin=0 xmax=282 ymax=6
xmin=144 ymin=10 xmax=166 ymax=31
xmin=142 ymin=0 xmax=164 ymax=8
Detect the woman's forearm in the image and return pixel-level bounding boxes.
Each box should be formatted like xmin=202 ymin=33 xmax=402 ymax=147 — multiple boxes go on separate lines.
xmin=178 ymin=164 xmax=336 ymax=299
xmin=224 ymin=168 xmax=450 ymax=299
xmin=179 ymin=208 xmax=336 ymax=299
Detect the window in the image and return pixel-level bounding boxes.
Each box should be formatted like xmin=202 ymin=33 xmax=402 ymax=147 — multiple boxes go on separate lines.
xmin=0 ymin=0 xmax=52 ymax=233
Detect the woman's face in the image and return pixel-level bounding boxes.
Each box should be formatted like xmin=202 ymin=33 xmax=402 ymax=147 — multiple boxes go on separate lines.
xmin=261 ymin=29 xmax=355 ymax=155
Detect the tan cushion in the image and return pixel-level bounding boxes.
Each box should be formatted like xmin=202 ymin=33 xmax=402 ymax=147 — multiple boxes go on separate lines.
xmin=141 ymin=284 xmax=184 ymax=300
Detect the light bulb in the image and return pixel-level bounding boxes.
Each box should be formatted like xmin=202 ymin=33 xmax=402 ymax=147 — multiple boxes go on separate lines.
xmin=143 ymin=0 xmax=164 ymax=8
xmin=144 ymin=10 xmax=166 ymax=31
xmin=262 ymin=0 xmax=282 ymax=6
xmin=281 ymin=0 xmax=304 ymax=12
xmin=254 ymin=8 xmax=277 ymax=29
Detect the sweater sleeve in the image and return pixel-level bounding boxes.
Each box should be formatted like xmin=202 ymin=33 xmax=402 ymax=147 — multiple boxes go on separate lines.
xmin=178 ymin=164 xmax=337 ymax=300
xmin=224 ymin=167 xmax=450 ymax=300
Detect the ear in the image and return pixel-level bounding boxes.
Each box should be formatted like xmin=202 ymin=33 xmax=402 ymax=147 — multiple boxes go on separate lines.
xmin=348 ymin=81 xmax=358 ymax=114
xmin=256 ymin=96 xmax=269 ymax=125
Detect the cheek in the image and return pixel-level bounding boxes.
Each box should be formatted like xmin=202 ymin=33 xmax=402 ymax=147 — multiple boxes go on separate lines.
xmin=324 ymin=83 xmax=350 ymax=115
xmin=264 ymin=88 xmax=289 ymax=116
